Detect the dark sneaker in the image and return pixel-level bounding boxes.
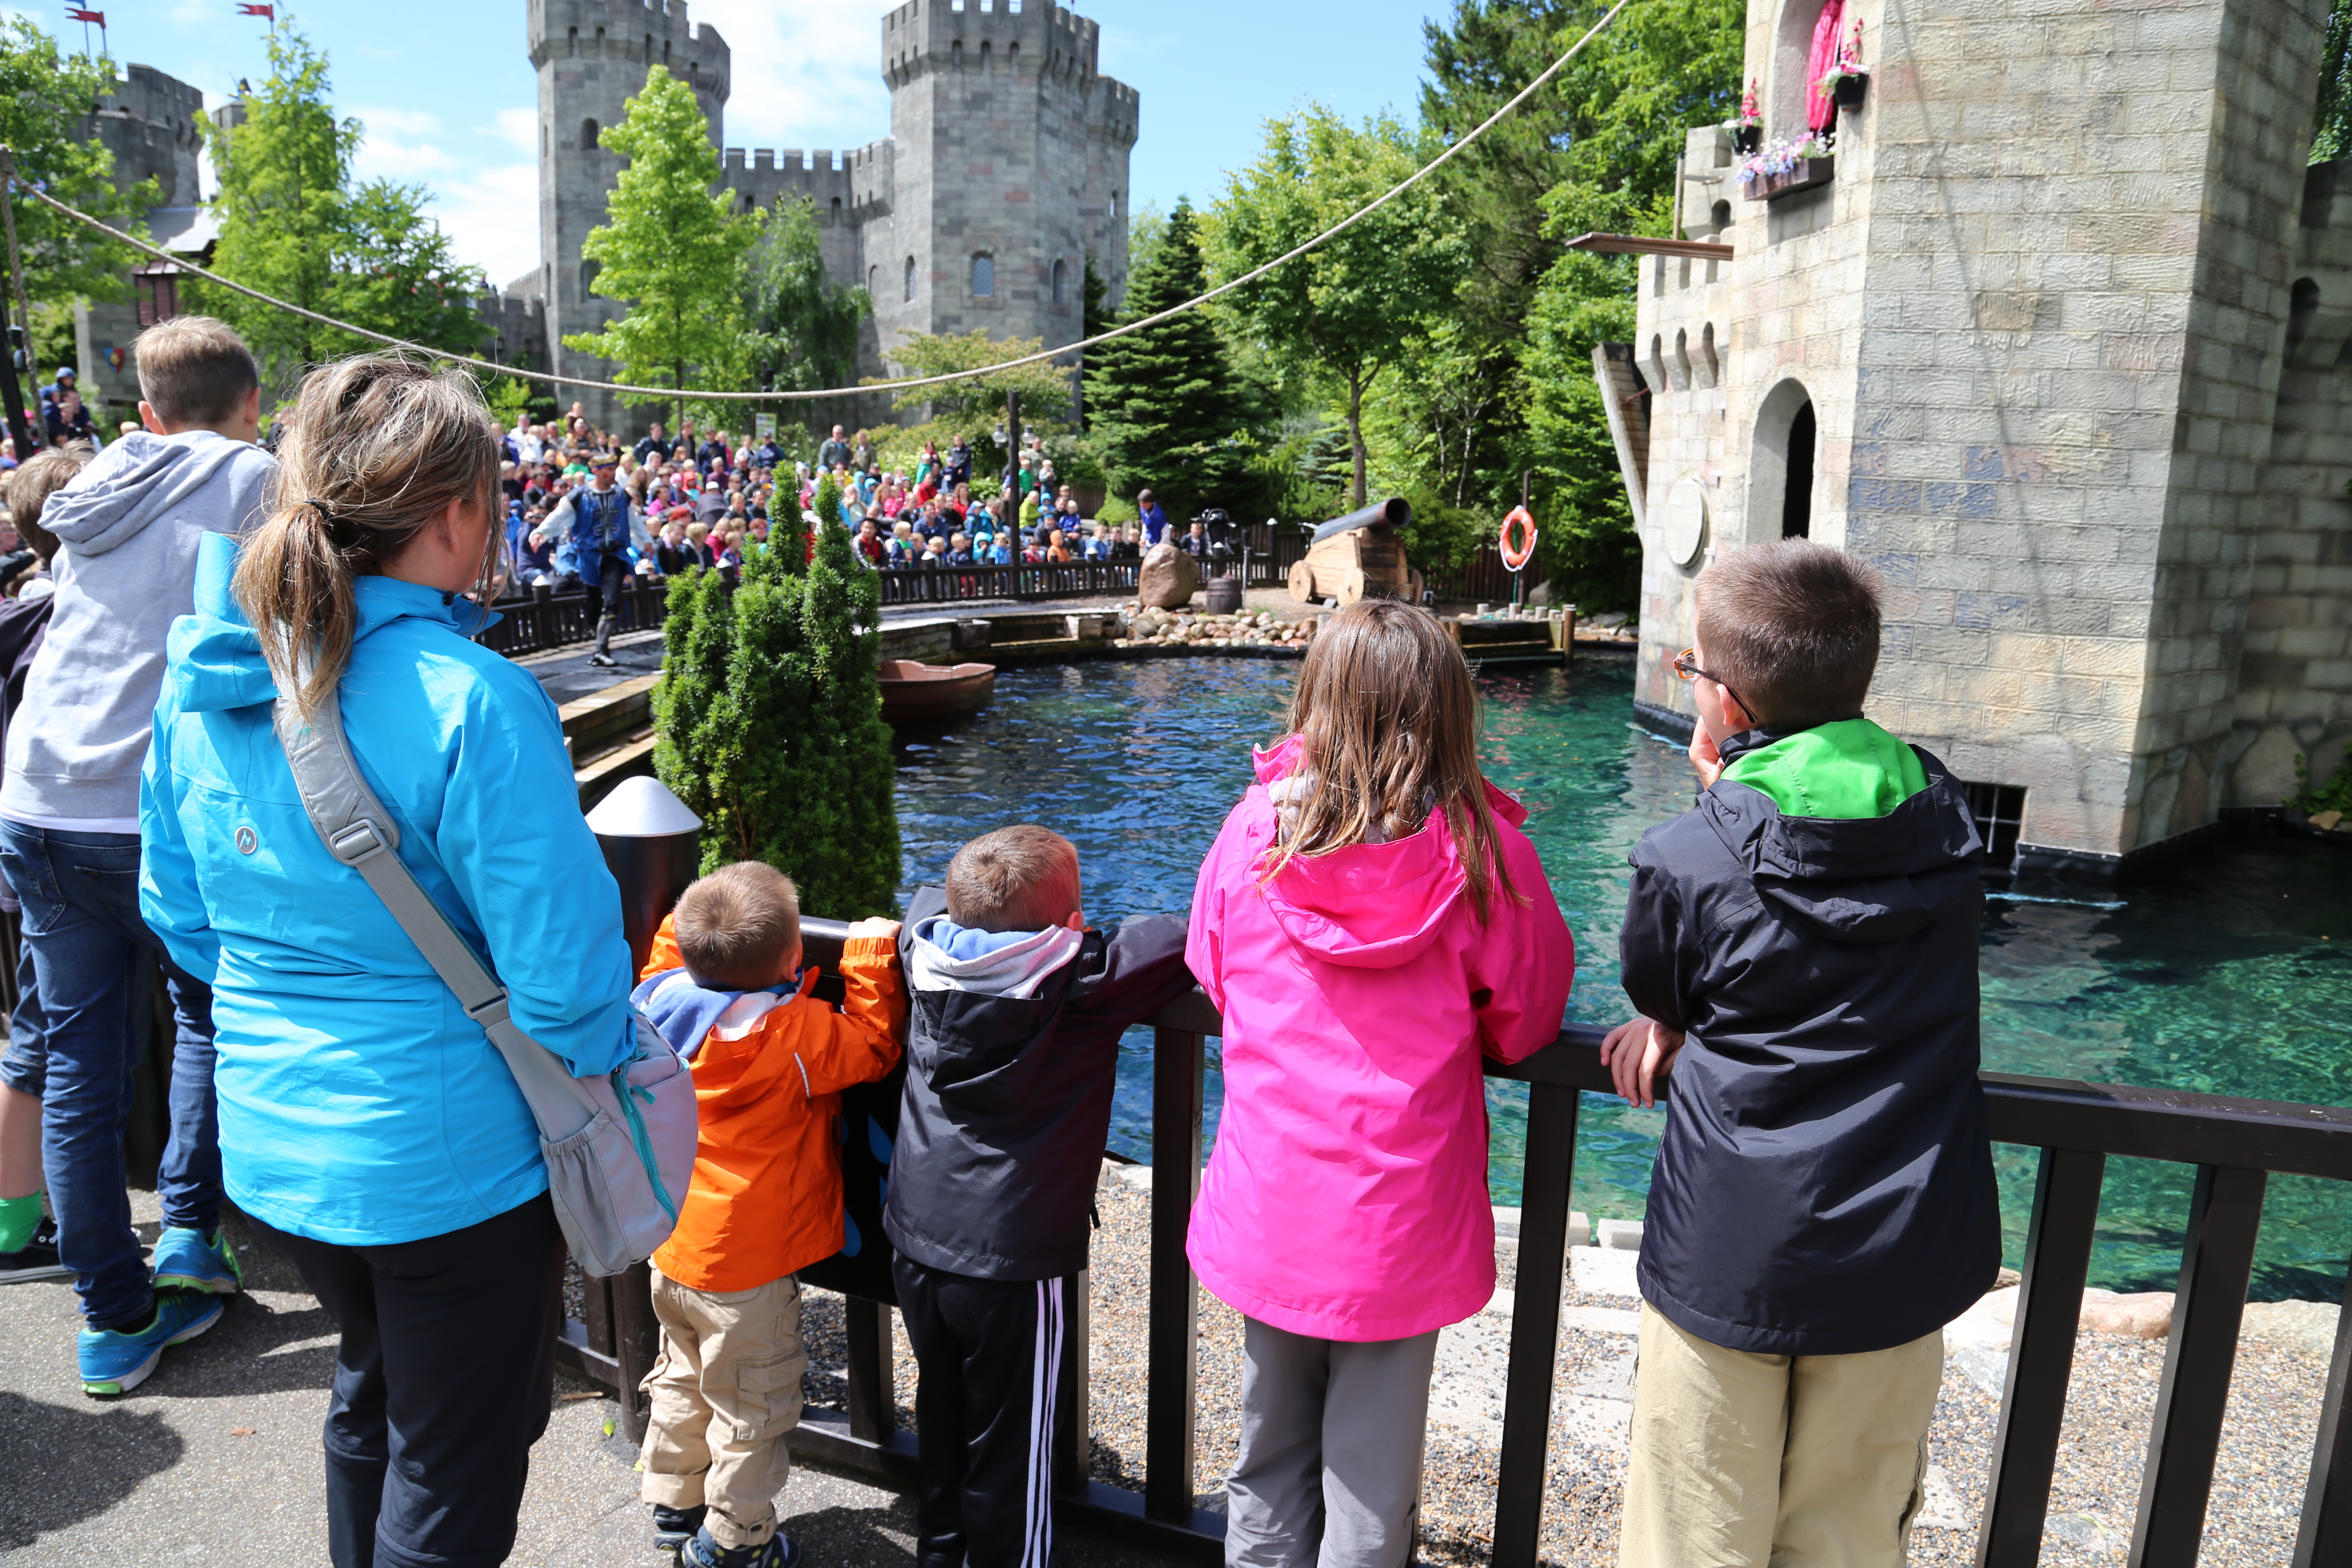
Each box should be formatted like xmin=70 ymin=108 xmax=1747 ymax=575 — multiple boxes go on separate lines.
xmin=588 ymin=651 xmax=619 ymax=668
xmin=653 ymin=1504 xmax=708 ymax=1553
xmin=151 ymin=1225 xmax=242 ymax=1294
xmin=78 ymin=1292 xmax=225 ymax=1396
xmin=681 ymin=1528 xmax=802 ymax=1568
xmin=0 ymin=1215 xmax=70 ymax=1283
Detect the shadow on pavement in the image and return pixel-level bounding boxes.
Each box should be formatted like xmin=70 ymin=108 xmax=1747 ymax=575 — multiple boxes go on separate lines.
xmin=0 ymin=1390 xmax=184 ymax=1550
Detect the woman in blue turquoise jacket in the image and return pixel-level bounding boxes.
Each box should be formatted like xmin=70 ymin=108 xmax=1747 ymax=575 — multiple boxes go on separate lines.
xmin=140 ymin=356 xmax=638 ymax=1568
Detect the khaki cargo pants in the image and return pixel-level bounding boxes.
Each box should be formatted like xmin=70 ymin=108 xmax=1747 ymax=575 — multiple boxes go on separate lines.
xmin=640 ymin=1268 xmax=809 ymax=1550
xmin=1618 ymin=1302 xmax=1942 ymax=1568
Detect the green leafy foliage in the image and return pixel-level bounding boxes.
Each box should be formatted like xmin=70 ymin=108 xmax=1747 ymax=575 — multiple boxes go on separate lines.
xmin=195 ymin=27 xmax=484 ymax=387
xmin=1085 ymin=199 xmax=1261 ymax=522
xmin=562 ymin=66 xmax=762 ymax=428
xmin=2321 ymin=2 xmax=2352 ymax=163
xmin=744 ymin=196 xmax=870 ymax=395
xmin=2291 ymin=753 xmax=2352 ymax=816
xmin=652 ymin=472 xmax=901 ymax=919
xmin=878 ymin=329 xmax=1075 ymax=424
xmin=1201 ymin=107 xmax=1471 ymax=508
xmin=0 ymin=21 xmax=157 ymax=312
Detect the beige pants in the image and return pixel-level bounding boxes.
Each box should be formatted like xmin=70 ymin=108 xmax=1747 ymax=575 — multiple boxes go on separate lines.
xmin=1618 ymin=1301 xmax=1942 ymax=1568
xmin=640 ymin=1268 xmax=809 ymax=1550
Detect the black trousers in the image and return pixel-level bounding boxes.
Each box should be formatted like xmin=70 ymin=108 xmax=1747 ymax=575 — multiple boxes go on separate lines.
xmin=893 ymin=1255 xmax=1081 ymax=1568
xmin=248 ymin=1195 xmax=566 ymax=1568
xmin=583 ymin=553 xmax=628 ymax=626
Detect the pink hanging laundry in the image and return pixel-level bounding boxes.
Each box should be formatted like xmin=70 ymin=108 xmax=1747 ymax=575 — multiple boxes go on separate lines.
xmin=1806 ymin=0 xmax=1846 ymax=132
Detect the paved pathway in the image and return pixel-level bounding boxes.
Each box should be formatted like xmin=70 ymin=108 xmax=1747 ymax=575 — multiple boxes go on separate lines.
xmin=0 ymin=1195 xmax=1163 ymax=1567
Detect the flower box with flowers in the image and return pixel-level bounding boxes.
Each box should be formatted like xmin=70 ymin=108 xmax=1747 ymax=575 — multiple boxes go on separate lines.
xmin=1736 ymin=136 xmax=1835 ymax=200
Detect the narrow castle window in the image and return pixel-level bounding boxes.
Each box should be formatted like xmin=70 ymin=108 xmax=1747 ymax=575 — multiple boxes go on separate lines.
xmin=1051 ymin=257 xmax=1066 ymax=306
xmin=567 ymin=26 xmax=578 ymax=57
xmin=582 ymin=118 xmax=599 ymax=151
xmin=971 ymin=254 xmax=994 ymax=297
xmin=581 ymin=260 xmax=600 ymax=300
xmin=905 ymin=256 xmax=917 ymax=303
xmin=831 ymin=196 xmax=842 ymax=224
xmin=869 ymin=265 xmax=879 ymax=294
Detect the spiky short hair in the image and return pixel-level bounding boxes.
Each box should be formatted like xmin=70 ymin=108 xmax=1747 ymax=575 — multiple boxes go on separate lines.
xmin=674 ymin=861 xmax=802 ymax=989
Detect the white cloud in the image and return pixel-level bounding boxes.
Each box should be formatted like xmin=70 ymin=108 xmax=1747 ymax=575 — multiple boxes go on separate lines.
xmin=347 ymin=104 xmax=538 ymax=288
xmin=690 ymin=0 xmax=890 ymax=155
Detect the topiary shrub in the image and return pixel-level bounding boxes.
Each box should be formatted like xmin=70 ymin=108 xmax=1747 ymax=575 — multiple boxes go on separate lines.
xmin=652 ymin=471 xmax=902 ymax=918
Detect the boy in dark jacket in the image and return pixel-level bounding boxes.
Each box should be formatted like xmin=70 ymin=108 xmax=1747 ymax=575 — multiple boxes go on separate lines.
xmin=886 ymin=825 xmax=1194 ymax=1568
xmin=1604 ymin=539 xmax=1997 ymax=1567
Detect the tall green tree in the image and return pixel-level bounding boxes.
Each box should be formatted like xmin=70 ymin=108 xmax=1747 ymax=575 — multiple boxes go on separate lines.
xmin=0 ymin=21 xmax=157 ymax=312
xmin=652 ymin=471 xmax=899 ymax=917
xmin=1201 ymin=107 xmax=1470 ymax=506
xmin=1084 ymin=199 xmax=1257 ymax=521
xmin=564 ymin=65 xmax=762 ymax=429
xmin=2319 ymin=0 xmax=2352 ymax=162
xmin=197 ymin=26 xmax=484 ymax=384
xmin=743 ymin=195 xmax=870 ymax=395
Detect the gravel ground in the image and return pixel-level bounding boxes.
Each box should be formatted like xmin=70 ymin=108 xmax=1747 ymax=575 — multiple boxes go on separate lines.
xmin=795 ymin=1163 xmax=2338 ymax=1567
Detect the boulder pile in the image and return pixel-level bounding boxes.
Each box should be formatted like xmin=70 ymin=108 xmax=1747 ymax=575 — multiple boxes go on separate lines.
xmin=1115 ymin=606 xmax=1320 ymax=651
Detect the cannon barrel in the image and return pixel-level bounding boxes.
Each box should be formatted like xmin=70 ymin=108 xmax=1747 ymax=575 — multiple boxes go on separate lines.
xmin=1311 ymin=496 xmax=1411 ymax=544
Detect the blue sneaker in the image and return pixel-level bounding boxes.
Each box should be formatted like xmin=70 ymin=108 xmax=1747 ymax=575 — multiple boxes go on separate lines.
xmin=681 ymin=1528 xmax=801 ymax=1568
xmin=151 ymin=1226 xmax=241 ymax=1294
xmin=78 ymin=1292 xmax=225 ymax=1396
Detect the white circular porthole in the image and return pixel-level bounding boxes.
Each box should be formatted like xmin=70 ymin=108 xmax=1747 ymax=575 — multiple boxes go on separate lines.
xmin=1662 ymin=477 xmax=1708 ymax=567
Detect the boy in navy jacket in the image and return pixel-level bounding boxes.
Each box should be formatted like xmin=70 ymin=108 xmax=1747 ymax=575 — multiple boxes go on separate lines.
xmin=1604 ymin=539 xmax=1997 ymax=1566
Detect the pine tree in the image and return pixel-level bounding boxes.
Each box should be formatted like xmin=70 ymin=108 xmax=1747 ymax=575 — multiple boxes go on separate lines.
xmin=1084 ymin=200 xmax=1254 ymax=521
xmin=652 ymin=475 xmax=900 ymax=920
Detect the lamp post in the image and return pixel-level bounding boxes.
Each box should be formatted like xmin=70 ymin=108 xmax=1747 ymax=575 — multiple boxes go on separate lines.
xmin=580 ymin=773 xmax=702 ymax=1439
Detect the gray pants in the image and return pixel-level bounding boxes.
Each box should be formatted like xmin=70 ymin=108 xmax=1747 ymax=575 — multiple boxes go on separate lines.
xmin=1225 ymin=1316 xmax=1440 ymax=1568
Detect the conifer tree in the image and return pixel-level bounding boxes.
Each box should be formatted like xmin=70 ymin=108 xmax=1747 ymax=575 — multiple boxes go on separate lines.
xmin=1084 ymin=200 xmax=1253 ymax=521
xmin=652 ymin=475 xmax=900 ymax=919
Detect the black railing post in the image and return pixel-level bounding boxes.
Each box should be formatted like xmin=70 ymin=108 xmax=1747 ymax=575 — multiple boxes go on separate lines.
xmin=846 ymin=1298 xmax=897 ymax=1441
xmin=2293 ymin=1257 xmax=2352 ymax=1566
xmin=1145 ymin=1025 xmax=1207 ymax=1523
xmin=1978 ymin=1145 xmax=2105 ymax=1567
xmin=613 ymin=1261 xmax=661 ymax=1442
xmin=1492 ymin=1081 xmax=1580 ymax=1567
xmin=1061 ymin=1269 xmax=1093 ymax=1494
xmin=2130 ymin=1163 xmax=2267 ymax=1568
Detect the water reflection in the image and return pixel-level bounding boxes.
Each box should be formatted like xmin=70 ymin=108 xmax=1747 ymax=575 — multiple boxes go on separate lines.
xmin=891 ymin=656 xmax=2352 ymax=1298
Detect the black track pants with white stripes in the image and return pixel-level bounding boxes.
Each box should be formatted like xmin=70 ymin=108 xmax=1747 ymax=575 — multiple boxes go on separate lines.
xmin=893 ymin=1256 xmax=1080 ymax=1568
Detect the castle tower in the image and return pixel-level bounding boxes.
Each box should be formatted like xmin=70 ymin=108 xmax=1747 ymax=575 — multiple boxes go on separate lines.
xmin=74 ymin=64 xmax=208 ymax=419
xmin=527 ymin=0 xmax=730 ymax=433
xmin=1621 ymin=0 xmax=2341 ymax=878
xmin=867 ymin=0 xmax=1137 ymax=382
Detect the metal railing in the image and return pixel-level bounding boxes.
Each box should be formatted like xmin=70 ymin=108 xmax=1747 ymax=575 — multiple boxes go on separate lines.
xmin=554 ymin=918 xmax=2352 ymax=1568
xmin=473 ymin=580 xmax=671 ymax=658
xmin=874 ymin=560 xmax=1142 ymax=606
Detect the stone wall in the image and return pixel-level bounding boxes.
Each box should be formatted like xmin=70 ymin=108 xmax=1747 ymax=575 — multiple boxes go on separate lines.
xmin=1632 ymin=0 xmax=2339 ymax=871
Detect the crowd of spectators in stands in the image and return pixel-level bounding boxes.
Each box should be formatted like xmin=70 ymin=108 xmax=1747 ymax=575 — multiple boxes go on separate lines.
xmin=494 ymin=411 xmax=1162 ymax=604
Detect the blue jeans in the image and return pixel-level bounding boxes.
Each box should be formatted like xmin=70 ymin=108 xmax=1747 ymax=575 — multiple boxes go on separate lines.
xmin=0 ymin=821 xmax=220 ymax=1328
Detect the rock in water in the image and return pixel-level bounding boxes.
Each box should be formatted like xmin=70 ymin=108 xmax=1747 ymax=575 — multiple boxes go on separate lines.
xmin=1138 ymin=541 xmax=1198 ymax=609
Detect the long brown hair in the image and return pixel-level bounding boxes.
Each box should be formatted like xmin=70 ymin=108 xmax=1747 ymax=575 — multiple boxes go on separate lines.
xmin=235 ymin=355 xmax=502 ymax=720
xmin=1261 ymin=598 xmax=1517 ymax=922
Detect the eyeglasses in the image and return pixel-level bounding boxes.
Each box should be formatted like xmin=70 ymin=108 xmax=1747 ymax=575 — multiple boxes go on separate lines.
xmin=1673 ymin=648 xmax=1748 ymax=719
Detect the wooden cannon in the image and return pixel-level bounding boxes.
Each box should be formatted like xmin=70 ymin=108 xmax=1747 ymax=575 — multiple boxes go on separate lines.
xmin=1285 ymin=497 xmax=1425 ymax=607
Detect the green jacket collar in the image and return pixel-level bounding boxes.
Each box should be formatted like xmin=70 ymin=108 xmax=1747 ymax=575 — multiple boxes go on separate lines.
xmin=1718 ymin=718 xmax=1930 ymax=821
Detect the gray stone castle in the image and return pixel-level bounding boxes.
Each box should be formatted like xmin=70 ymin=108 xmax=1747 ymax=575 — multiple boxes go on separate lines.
xmin=1611 ymin=0 xmax=2352 ymax=879
xmin=497 ymin=0 xmax=1139 ymax=433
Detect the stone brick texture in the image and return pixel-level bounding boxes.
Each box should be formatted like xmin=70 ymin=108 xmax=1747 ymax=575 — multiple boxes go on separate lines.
xmin=1629 ymin=0 xmax=2347 ymax=862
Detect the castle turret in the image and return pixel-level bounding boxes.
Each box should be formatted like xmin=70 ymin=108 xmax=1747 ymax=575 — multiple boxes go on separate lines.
xmin=528 ymin=0 xmax=731 ymax=432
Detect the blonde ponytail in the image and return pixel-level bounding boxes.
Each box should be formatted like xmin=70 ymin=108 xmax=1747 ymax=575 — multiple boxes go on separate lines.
xmin=235 ymin=355 xmax=501 ymax=720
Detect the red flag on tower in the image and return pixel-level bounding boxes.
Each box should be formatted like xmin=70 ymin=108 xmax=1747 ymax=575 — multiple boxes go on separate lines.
xmin=65 ymin=8 xmax=104 ymax=21
xmin=237 ymin=3 xmax=273 ymax=15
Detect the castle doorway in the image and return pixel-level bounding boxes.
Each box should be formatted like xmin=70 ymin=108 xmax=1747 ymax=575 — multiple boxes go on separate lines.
xmin=1749 ymin=378 xmax=1817 ymax=542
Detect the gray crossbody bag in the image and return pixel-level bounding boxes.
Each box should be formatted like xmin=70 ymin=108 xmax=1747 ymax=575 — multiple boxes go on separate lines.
xmin=271 ymin=684 xmax=698 ymax=1277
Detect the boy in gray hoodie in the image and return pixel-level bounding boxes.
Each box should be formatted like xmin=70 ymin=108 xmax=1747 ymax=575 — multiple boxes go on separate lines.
xmin=0 ymin=315 xmax=274 ymax=1396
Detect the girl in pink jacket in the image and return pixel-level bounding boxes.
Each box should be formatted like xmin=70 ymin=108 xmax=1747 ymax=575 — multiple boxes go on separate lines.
xmin=1185 ymin=599 xmax=1573 ymax=1568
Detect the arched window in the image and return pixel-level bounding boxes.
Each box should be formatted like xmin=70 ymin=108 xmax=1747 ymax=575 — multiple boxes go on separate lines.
xmin=1771 ymin=0 xmax=1835 ymax=139
xmin=1051 ymin=257 xmax=1066 ymax=306
xmin=1109 ymin=190 xmax=1120 ymax=220
xmin=971 ymin=253 xmax=994 ymax=297
xmin=580 ymin=260 xmax=600 ymax=300
xmin=1749 ymin=378 xmax=1817 ymax=542
xmin=566 ymin=25 xmax=578 ymax=57
xmin=831 ymin=196 xmax=842 ymax=224
xmin=904 ymin=256 xmax=917 ymax=303
xmin=869 ymin=265 xmax=879 ymax=295
xmin=581 ymin=117 xmax=599 ymax=150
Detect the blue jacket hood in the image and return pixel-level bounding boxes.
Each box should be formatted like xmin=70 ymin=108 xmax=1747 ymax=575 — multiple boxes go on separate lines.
xmin=168 ymin=532 xmax=500 ymax=715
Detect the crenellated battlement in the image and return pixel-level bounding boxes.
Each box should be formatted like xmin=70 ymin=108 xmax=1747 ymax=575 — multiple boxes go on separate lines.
xmin=880 ymin=0 xmax=1109 ymax=89
xmin=720 ymin=139 xmax=896 ymax=218
xmin=528 ymin=0 xmax=730 ymax=96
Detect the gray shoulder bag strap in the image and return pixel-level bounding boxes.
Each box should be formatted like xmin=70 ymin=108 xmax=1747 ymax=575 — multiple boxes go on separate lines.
xmin=269 ymin=679 xmax=698 ymax=1277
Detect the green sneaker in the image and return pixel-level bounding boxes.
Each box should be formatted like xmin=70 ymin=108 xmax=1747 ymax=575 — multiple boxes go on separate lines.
xmin=78 ymin=1292 xmax=224 ymax=1396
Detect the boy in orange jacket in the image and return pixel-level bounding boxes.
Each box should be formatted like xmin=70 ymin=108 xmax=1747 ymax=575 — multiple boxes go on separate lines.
xmin=631 ymin=861 xmax=905 ymax=1568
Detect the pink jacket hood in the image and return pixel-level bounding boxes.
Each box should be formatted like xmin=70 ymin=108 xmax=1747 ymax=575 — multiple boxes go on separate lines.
xmin=1249 ymin=736 xmax=1531 ymax=969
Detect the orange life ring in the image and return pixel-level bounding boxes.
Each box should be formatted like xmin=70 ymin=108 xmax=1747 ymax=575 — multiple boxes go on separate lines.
xmin=1499 ymin=506 xmax=1537 ymax=572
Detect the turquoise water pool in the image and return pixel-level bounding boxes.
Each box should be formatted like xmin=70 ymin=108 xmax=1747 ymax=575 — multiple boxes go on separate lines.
xmin=891 ymin=655 xmax=2352 ymax=1300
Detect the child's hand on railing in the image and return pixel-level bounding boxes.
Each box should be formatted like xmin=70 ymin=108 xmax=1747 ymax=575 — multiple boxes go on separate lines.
xmin=846 ymin=917 xmax=902 ymax=942
xmin=1599 ymin=1016 xmax=1684 ymax=1109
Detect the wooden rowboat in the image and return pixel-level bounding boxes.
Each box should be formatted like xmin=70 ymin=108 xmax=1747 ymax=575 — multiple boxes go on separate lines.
xmin=878 ymin=659 xmax=996 ymax=723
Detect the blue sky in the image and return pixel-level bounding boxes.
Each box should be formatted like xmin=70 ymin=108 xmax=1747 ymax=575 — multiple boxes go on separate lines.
xmin=38 ymin=0 xmax=1448 ymax=288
